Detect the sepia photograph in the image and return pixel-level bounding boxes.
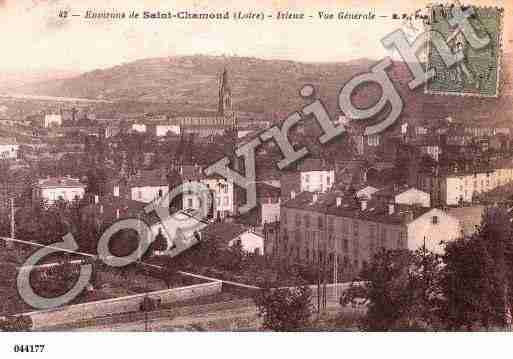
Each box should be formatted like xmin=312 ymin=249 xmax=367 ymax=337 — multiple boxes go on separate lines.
xmin=0 ymin=0 xmax=512 ymax=357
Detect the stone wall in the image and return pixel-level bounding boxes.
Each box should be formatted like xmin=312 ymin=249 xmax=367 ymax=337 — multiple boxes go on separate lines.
xmin=25 ymin=281 xmax=222 ymax=330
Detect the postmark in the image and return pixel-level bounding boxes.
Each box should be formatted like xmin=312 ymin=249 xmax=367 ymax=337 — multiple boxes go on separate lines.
xmin=425 ymin=4 xmax=504 ymax=97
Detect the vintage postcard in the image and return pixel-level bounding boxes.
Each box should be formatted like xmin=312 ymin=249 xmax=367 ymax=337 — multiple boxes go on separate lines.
xmin=0 ymin=0 xmax=512 ymax=357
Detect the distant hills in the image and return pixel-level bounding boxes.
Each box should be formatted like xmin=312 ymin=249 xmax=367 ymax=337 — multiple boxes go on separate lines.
xmin=4 ymin=54 xmax=513 ymax=127
xmin=0 ymin=69 xmax=81 ymax=92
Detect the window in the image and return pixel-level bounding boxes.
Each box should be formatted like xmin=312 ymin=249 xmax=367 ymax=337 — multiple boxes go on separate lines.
xmin=305 ymin=174 xmax=310 ymax=183
xmin=304 ymin=214 xmax=310 ymax=228
xmin=187 ymin=198 xmax=193 ymax=208
xmin=342 ymin=220 xmax=348 ymax=234
xmin=432 ymin=216 xmax=438 ymax=225
xmin=381 ymin=228 xmax=387 ymax=248
xmin=353 ymin=221 xmax=359 ymax=237
xmin=369 ymin=225 xmax=376 ymax=238
xmin=318 ymin=216 xmax=324 ymax=230
xmin=327 ymin=176 xmax=331 ymax=186
xmin=158 ymin=189 xmax=163 ymax=198
xmin=295 ymin=213 xmax=301 ymax=226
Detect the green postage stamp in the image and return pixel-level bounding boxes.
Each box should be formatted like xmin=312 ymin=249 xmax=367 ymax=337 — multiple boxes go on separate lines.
xmin=426 ymin=4 xmax=504 ymax=97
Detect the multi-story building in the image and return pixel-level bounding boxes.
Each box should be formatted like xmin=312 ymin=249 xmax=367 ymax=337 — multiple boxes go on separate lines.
xmin=281 ymin=158 xmax=335 ymax=200
xmin=33 ymin=176 xmax=86 ymax=205
xmin=113 ymin=169 xmax=170 ymax=207
xmin=279 ymin=190 xmax=464 ymax=279
xmin=0 ymin=138 xmax=18 ymax=159
xmin=440 ymin=159 xmax=513 ymax=205
xmin=180 ymin=164 xmax=234 ymax=219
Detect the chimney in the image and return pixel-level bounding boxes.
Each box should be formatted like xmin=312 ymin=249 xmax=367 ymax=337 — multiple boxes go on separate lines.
xmin=94 ymin=195 xmax=99 ymax=204
xmin=388 ymin=202 xmax=395 ymax=215
xmin=361 ymin=199 xmax=367 ymax=211
xmin=336 ymin=197 xmax=342 ymax=207
xmin=290 ymin=191 xmax=296 ymax=200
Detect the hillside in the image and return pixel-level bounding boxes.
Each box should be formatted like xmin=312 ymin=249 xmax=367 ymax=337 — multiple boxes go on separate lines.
xmin=8 ymin=54 xmax=513 ymax=127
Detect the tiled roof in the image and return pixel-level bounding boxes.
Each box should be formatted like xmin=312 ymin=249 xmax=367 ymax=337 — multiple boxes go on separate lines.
xmin=36 ymin=176 xmax=85 ymax=189
xmin=282 ymin=190 xmax=430 ymax=225
xmin=374 ymin=184 xmax=421 ymax=198
xmin=201 ymin=222 xmax=249 ymax=244
xmin=297 ymin=158 xmax=333 ymax=172
xmin=126 ymin=170 xmax=169 ymax=188
xmin=256 ymin=182 xmax=280 ymax=198
xmin=327 ymin=201 xmax=431 ymax=225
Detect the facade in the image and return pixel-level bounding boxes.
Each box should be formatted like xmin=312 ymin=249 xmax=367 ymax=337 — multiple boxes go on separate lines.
xmin=33 ymin=176 xmax=86 ymax=204
xmin=278 ymin=191 xmax=463 ymax=278
xmin=0 ymin=138 xmax=19 ymax=159
xmin=281 ymin=158 xmax=335 ymax=200
xmin=43 ymin=114 xmax=62 ymax=128
xmin=441 ymin=161 xmax=513 ymax=205
xmin=202 ymin=222 xmax=265 ymax=255
xmin=181 ymin=164 xmax=235 ymax=219
xmin=155 ymin=124 xmax=180 ymax=137
xmin=113 ymin=170 xmax=170 ymax=207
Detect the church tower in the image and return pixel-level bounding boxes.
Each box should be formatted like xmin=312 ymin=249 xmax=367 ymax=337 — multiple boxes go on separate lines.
xmin=218 ymin=68 xmax=232 ymax=116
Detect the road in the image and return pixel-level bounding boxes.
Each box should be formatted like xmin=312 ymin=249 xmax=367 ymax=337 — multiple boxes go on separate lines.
xmin=71 ymin=303 xmax=260 ymax=331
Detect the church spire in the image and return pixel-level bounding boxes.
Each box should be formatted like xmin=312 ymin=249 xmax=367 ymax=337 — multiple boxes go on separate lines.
xmin=218 ymin=67 xmax=231 ymax=116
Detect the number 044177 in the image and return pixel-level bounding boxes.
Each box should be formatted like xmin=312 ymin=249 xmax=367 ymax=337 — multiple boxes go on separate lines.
xmin=13 ymin=345 xmax=45 ymax=353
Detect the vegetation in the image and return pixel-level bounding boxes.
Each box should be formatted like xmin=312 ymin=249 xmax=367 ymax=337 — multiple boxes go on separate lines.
xmin=342 ymin=205 xmax=513 ymax=331
xmin=254 ymin=286 xmax=313 ymax=331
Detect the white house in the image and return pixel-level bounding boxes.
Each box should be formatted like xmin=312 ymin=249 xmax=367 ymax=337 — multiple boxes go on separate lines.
xmin=33 ymin=176 xmax=86 ymax=204
xmin=298 ymin=159 xmax=335 ymax=193
xmin=115 ymin=170 xmax=170 ymax=207
xmin=375 ymin=186 xmax=431 ymax=208
xmin=44 ymin=114 xmax=62 ymax=128
xmin=406 ymin=207 xmax=462 ymax=254
xmin=156 ymin=124 xmax=180 ymax=137
xmin=131 ymin=123 xmax=147 ymax=133
xmin=181 ymin=165 xmax=235 ymax=219
xmin=202 ymin=222 xmax=265 ymax=255
xmin=0 ymin=138 xmax=19 ymax=159
xmin=441 ymin=162 xmax=513 ymax=205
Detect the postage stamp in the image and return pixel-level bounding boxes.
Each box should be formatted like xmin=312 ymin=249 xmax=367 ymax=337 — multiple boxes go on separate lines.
xmin=426 ymin=4 xmax=504 ymax=97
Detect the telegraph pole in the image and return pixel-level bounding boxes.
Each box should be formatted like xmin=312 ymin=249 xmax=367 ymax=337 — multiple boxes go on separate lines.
xmin=8 ymin=198 xmax=14 ymax=248
xmin=334 ymin=234 xmax=338 ymax=303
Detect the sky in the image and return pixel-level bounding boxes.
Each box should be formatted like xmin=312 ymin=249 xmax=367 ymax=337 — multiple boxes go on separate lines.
xmin=0 ymin=0 xmax=511 ymax=72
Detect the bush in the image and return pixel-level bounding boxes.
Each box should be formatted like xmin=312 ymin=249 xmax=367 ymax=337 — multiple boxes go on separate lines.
xmin=0 ymin=315 xmax=33 ymax=331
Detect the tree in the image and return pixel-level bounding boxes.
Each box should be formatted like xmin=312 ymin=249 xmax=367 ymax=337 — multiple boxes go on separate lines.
xmin=341 ymin=248 xmax=443 ymax=331
xmin=218 ymin=242 xmax=246 ymax=272
xmin=440 ymin=206 xmax=513 ymax=330
xmin=254 ymin=286 xmax=313 ymax=331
